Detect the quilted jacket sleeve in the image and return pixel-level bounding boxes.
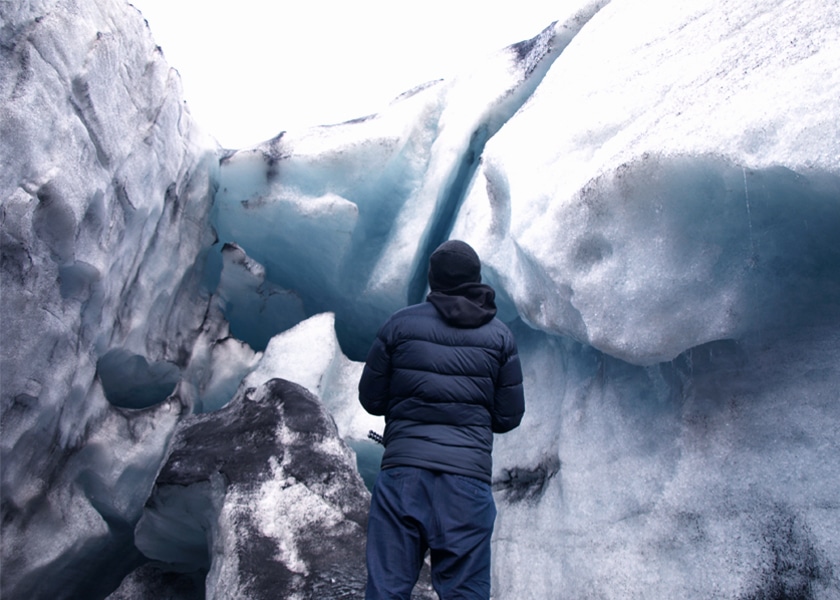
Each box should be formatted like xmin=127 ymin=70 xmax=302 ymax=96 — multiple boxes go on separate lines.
xmin=358 ymin=326 xmax=392 ymax=416
xmin=491 ymin=334 xmax=525 ymax=433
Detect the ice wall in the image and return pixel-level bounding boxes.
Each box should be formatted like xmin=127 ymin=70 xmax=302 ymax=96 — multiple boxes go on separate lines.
xmin=0 ymin=0 xmax=218 ymax=597
xmin=457 ymin=0 xmax=840 ymax=365
xmin=452 ymin=0 xmax=840 ymax=596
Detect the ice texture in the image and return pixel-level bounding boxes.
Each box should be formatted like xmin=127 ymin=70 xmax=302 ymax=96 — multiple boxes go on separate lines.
xmin=241 ymin=312 xmax=382 ymax=441
xmin=454 ymin=0 xmax=840 ymax=365
xmin=452 ymin=1 xmax=840 ymax=596
xmin=212 ymin=0 xmax=611 ymax=360
xmin=1 ymin=0 xmax=218 ymax=597
xmin=2 ymin=0 xmax=840 ymax=598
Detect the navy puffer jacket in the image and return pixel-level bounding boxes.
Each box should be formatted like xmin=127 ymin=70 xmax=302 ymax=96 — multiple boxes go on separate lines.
xmin=359 ymin=281 xmax=525 ymax=483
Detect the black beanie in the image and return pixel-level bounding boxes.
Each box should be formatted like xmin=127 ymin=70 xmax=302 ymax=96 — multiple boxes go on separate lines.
xmin=428 ymin=240 xmax=481 ymax=292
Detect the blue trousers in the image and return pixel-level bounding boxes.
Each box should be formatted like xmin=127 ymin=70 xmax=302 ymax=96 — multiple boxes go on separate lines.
xmin=365 ymin=466 xmax=497 ymax=600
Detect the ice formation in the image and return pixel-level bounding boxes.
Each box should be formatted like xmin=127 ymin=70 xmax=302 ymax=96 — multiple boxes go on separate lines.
xmin=2 ymin=0 xmax=839 ymax=598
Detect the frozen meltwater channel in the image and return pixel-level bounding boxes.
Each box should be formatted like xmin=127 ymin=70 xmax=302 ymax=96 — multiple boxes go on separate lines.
xmin=2 ymin=0 xmax=840 ymax=598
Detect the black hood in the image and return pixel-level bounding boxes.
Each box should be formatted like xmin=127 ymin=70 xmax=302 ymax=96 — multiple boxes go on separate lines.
xmin=426 ymin=240 xmax=496 ymax=327
xmin=427 ymin=282 xmax=497 ymax=328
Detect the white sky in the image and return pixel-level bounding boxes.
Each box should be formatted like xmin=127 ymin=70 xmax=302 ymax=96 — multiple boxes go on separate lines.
xmin=128 ymin=0 xmax=568 ymax=148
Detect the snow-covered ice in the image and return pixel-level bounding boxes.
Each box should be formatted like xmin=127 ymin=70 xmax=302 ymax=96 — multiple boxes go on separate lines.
xmin=2 ymin=0 xmax=840 ymax=598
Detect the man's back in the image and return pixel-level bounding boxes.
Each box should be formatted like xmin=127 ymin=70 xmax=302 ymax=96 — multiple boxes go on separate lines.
xmin=360 ymin=300 xmax=523 ymax=482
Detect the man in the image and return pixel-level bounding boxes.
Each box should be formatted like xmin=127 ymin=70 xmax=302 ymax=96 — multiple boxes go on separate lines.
xmin=359 ymin=239 xmax=525 ymax=600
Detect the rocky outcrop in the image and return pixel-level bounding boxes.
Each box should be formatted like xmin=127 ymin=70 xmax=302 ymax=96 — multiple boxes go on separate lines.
xmin=128 ymin=379 xmax=371 ymax=599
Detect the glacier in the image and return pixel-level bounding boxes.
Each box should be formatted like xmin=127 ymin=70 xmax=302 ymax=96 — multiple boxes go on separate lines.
xmin=2 ymin=0 xmax=840 ymax=598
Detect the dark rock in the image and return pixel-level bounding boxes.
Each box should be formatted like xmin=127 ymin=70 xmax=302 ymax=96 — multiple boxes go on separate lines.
xmin=134 ymin=378 xmax=372 ymax=599
xmin=493 ymin=454 xmax=561 ymax=503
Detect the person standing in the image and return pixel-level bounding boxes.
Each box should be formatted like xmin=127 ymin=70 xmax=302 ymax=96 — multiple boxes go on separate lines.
xmin=359 ymin=240 xmax=525 ymax=599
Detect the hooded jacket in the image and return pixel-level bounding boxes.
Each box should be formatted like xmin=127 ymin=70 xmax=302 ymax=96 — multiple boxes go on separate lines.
xmin=358 ymin=241 xmax=525 ymax=483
